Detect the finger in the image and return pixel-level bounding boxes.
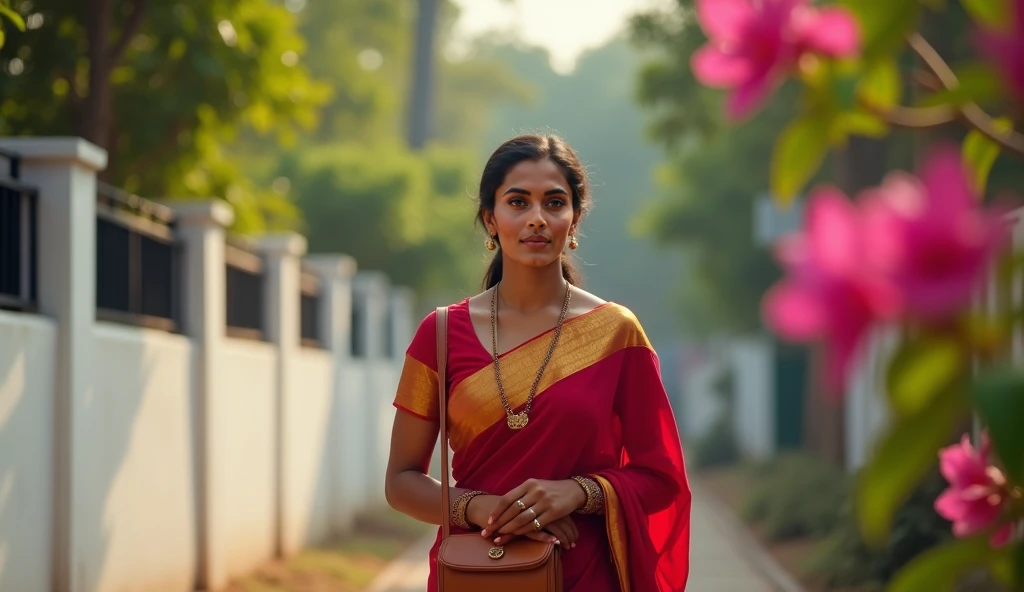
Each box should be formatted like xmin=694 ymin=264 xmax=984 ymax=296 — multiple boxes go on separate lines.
xmin=482 ymin=489 xmax=530 ymax=536
xmin=511 ymin=508 xmax=556 ymax=537
xmin=544 ymin=522 xmax=569 ymax=547
xmin=525 ymin=531 xmax=559 ymax=545
xmin=493 ymin=532 xmax=518 ymax=546
xmin=488 ymin=482 xmax=531 ymax=526
xmin=494 ymin=488 xmax=542 ymax=535
xmin=497 ymin=502 xmax=545 ymax=535
xmin=565 ymin=517 xmax=579 ymax=544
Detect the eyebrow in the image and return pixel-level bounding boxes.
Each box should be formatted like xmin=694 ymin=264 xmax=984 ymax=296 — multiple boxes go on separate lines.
xmin=503 ymin=187 xmax=569 ymax=196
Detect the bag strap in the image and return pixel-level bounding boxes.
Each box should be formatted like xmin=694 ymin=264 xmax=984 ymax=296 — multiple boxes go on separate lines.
xmin=435 ymin=306 xmax=451 ymax=540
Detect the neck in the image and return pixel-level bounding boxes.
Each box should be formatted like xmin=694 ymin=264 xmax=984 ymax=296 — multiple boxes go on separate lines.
xmin=496 ymin=257 xmax=567 ymax=313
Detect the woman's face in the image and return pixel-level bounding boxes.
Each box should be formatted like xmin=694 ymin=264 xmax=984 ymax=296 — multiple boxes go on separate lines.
xmin=482 ymin=158 xmax=580 ymax=270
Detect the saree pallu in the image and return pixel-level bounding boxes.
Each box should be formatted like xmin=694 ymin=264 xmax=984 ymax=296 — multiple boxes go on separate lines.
xmin=394 ymin=299 xmax=692 ymax=591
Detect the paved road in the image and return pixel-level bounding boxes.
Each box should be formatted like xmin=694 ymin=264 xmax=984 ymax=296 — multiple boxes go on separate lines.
xmin=366 ymin=482 xmax=802 ymax=592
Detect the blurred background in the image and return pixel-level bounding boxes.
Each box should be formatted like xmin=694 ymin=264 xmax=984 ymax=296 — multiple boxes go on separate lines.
xmin=1 ymin=0 xmax=1022 ymax=591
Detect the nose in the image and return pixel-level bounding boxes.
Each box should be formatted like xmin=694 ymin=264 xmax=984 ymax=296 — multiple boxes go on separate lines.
xmin=527 ymin=205 xmax=546 ymax=229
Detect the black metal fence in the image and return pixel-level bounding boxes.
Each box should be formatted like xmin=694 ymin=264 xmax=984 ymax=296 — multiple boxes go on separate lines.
xmin=0 ymin=150 xmax=37 ymax=312
xmin=225 ymin=236 xmax=265 ymax=340
xmin=300 ymin=267 xmax=322 ymax=347
xmin=95 ymin=183 xmax=181 ymax=331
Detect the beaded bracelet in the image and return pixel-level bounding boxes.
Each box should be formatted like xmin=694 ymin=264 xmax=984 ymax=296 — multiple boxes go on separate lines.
xmin=571 ymin=476 xmax=604 ymax=515
xmin=451 ymin=490 xmax=486 ymax=529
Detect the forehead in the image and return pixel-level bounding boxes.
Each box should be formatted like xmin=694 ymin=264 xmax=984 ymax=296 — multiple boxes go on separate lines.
xmin=500 ymin=158 xmax=569 ymax=190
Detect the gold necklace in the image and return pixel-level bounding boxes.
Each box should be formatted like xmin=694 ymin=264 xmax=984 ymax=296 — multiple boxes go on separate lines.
xmin=490 ymin=282 xmax=572 ymax=430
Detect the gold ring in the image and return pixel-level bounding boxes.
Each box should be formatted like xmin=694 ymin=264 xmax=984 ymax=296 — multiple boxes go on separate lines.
xmin=533 ymin=518 xmax=542 ymax=531
xmin=516 ymin=499 xmax=526 ymax=511
xmin=528 ymin=507 xmax=536 ymax=517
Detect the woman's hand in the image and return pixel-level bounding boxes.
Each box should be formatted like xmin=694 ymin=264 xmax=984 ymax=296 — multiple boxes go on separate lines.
xmin=509 ymin=515 xmax=579 ymax=548
xmin=482 ymin=479 xmax=586 ymax=538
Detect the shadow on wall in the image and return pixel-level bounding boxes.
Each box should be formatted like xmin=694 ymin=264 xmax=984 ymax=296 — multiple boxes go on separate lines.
xmin=0 ymin=313 xmax=58 ymax=592
xmin=84 ymin=324 xmax=196 ymax=592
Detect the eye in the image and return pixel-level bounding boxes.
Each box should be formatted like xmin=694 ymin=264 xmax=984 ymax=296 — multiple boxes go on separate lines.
xmin=547 ymin=197 xmax=567 ymax=208
xmin=508 ymin=197 xmax=527 ymax=207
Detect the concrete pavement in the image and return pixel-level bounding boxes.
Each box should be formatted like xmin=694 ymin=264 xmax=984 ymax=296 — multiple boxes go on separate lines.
xmin=366 ymin=481 xmax=804 ymax=592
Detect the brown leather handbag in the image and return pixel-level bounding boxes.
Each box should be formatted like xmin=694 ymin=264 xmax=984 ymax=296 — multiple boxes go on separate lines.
xmin=435 ymin=306 xmax=563 ymax=591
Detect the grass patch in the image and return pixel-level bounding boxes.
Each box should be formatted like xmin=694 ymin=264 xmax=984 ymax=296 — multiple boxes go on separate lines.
xmin=216 ymin=510 xmax=433 ymax=592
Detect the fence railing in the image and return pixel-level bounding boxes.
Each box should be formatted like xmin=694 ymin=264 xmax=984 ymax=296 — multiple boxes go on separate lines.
xmin=95 ymin=183 xmax=181 ymax=331
xmin=300 ymin=266 xmax=322 ymax=348
xmin=225 ymin=235 xmax=265 ymax=340
xmin=0 ymin=150 xmax=38 ymax=312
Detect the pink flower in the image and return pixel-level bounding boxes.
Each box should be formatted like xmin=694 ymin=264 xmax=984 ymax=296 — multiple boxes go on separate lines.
xmin=763 ymin=188 xmax=900 ymax=391
xmin=859 ymin=146 xmax=1010 ymax=319
xmin=935 ymin=433 xmax=1013 ymax=547
xmin=977 ymin=0 xmax=1024 ymax=103
xmin=691 ymin=0 xmax=860 ymax=120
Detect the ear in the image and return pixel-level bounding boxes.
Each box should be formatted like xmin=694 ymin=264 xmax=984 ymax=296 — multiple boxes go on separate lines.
xmin=570 ymin=210 xmax=582 ymax=233
xmin=481 ymin=209 xmax=498 ymax=236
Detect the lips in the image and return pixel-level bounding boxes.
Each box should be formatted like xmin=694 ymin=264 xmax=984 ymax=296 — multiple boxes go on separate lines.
xmin=521 ymin=237 xmax=551 ymax=245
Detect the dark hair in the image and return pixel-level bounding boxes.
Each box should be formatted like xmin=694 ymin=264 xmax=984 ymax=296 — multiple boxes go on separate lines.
xmin=477 ymin=134 xmax=590 ymax=289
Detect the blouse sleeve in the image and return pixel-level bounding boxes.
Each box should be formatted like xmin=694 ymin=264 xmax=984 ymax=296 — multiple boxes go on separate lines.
xmin=392 ymin=310 xmax=440 ymax=422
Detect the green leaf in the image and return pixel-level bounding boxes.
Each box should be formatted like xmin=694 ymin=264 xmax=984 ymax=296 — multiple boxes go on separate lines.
xmin=963 ymin=119 xmax=1013 ymax=195
xmin=840 ymin=0 xmax=921 ymax=63
xmin=886 ymin=336 xmax=965 ymax=417
xmin=960 ymin=0 xmax=1009 ymax=28
xmin=0 ymin=28 xmax=5 ymax=49
xmin=888 ymin=536 xmax=1001 ymax=592
xmin=857 ymin=384 xmax=965 ymax=546
xmin=920 ymin=65 xmax=1005 ymax=108
xmin=971 ymin=365 xmax=1024 ymax=482
xmin=770 ymin=114 xmax=830 ymax=205
xmin=0 ymin=5 xmax=24 ymax=31
xmin=836 ymin=110 xmax=890 ymax=138
xmin=858 ymin=59 xmax=902 ymax=109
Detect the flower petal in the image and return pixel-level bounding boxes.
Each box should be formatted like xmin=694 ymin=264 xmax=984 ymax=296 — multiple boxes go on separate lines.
xmin=919 ymin=145 xmax=976 ymax=213
xmin=725 ymin=71 xmax=779 ymax=120
xmin=990 ymin=523 xmax=1014 ymax=548
xmin=806 ymin=187 xmax=861 ymax=277
xmin=691 ymin=45 xmax=754 ymax=87
xmin=795 ymin=7 xmax=860 ymax=57
xmin=696 ymin=0 xmax=754 ymax=43
xmin=763 ymin=281 xmax=827 ymax=340
xmin=935 ymin=488 xmax=969 ymax=522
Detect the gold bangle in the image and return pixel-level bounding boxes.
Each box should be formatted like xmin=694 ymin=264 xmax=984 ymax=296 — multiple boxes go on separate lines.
xmin=571 ymin=476 xmax=604 ymax=515
xmin=451 ymin=490 xmax=485 ymax=530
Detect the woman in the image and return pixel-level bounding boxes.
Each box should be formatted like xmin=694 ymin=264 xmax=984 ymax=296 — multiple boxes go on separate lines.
xmin=384 ymin=134 xmax=691 ymax=591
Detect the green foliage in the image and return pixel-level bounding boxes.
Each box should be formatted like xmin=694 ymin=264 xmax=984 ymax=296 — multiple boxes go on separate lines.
xmin=742 ymin=453 xmax=849 ymax=541
xmin=808 ymin=474 xmax=953 ymax=589
xmin=284 ymin=142 xmax=481 ymax=296
xmin=971 ymin=366 xmax=1024 ymax=483
xmin=0 ymin=0 xmax=330 ymax=233
xmin=885 ymin=336 xmax=965 ymax=418
xmin=0 ymin=0 xmax=25 ymax=49
xmin=857 ymin=383 xmax=966 ymax=547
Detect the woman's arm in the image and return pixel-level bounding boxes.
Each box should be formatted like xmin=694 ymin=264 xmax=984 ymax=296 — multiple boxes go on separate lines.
xmin=385 ymin=410 xmax=503 ymax=528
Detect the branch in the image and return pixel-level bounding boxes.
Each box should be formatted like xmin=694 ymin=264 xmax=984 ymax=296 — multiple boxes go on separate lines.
xmin=863 ymin=101 xmax=959 ymax=128
xmin=907 ymin=33 xmax=1024 ymax=159
xmin=108 ymin=0 xmax=148 ymax=64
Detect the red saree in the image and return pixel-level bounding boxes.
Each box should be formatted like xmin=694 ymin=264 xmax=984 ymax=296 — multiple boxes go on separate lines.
xmin=393 ymin=299 xmax=691 ymax=591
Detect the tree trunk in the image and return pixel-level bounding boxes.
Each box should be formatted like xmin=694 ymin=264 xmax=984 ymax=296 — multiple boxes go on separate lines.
xmin=407 ymin=0 xmax=439 ymax=150
xmin=75 ymin=0 xmax=114 ymax=152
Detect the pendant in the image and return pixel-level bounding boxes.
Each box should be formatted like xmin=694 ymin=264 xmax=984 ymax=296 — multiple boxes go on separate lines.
xmin=506 ymin=412 xmax=529 ymax=430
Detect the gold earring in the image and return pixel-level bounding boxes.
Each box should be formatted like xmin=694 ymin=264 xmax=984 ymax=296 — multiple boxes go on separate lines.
xmin=485 ymin=236 xmax=497 ymax=251
xmin=569 ymin=235 xmax=579 ymax=250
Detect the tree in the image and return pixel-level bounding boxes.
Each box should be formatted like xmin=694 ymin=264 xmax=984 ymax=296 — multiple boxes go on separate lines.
xmin=629 ymin=1 xmax=792 ymax=335
xmin=0 ymin=0 xmax=330 ymax=231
